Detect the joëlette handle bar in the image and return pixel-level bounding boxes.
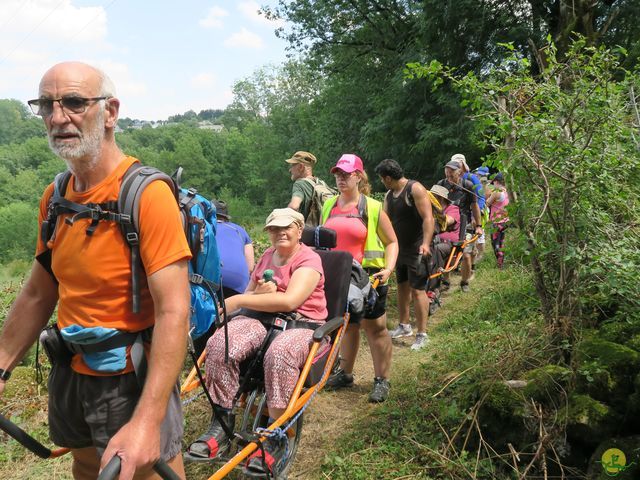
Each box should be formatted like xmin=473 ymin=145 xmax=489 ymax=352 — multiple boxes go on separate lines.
xmin=98 ymin=455 xmax=180 ymax=480
xmin=427 ymin=234 xmax=480 ymax=280
xmin=0 ymin=412 xmax=70 ymax=459
xmin=0 ymin=413 xmax=178 ymax=479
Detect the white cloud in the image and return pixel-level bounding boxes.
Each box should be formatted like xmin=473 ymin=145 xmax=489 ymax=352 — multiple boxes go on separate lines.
xmin=0 ymin=0 xmax=113 ymax=103
xmin=199 ymin=6 xmax=228 ymax=29
xmin=190 ymin=72 xmax=217 ymax=88
xmin=94 ymin=60 xmax=148 ymax=97
xmin=237 ymin=1 xmax=285 ymax=28
xmin=224 ymin=28 xmax=264 ymax=49
xmin=0 ymin=0 xmax=108 ymax=52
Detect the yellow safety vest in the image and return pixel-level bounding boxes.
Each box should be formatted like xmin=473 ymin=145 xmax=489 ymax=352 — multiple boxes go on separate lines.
xmin=321 ymin=194 xmax=385 ymax=269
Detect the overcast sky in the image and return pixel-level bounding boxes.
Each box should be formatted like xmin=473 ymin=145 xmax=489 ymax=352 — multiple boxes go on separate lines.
xmin=0 ymin=0 xmax=289 ymax=120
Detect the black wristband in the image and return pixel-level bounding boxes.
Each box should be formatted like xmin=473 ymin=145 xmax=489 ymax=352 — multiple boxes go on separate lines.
xmin=0 ymin=368 xmax=11 ymax=381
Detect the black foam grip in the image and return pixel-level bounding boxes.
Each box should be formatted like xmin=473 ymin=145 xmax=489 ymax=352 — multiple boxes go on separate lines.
xmin=0 ymin=413 xmax=51 ymax=459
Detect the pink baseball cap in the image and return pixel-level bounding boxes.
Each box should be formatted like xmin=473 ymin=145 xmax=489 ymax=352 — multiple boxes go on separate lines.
xmin=330 ymin=154 xmax=364 ymax=174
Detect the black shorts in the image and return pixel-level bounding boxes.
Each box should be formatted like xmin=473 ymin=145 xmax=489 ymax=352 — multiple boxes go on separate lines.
xmin=350 ymin=282 xmax=389 ymax=325
xmin=395 ymin=258 xmax=428 ymax=290
xmin=48 ymin=364 xmax=183 ymax=459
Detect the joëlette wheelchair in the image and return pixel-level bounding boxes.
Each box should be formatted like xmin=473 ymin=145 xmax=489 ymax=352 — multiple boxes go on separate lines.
xmin=427 ymin=233 xmax=480 ymax=282
xmin=180 ymin=226 xmax=352 ymax=479
xmin=0 ymin=226 xmax=351 ymax=480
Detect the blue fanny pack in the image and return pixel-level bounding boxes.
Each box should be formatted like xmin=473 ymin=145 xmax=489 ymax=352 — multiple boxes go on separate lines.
xmin=59 ymin=325 xmax=128 ymax=373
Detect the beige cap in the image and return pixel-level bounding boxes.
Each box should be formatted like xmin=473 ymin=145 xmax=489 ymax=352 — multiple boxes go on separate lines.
xmin=285 ymin=151 xmax=317 ymax=166
xmin=430 ymin=185 xmax=449 ymax=201
xmin=264 ymin=208 xmax=304 ymax=229
xmin=451 ymin=153 xmax=469 ymax=172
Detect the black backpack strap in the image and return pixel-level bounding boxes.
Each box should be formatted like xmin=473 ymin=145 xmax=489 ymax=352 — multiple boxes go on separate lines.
xmin=40 ymin=171 xmax=73 ymax=246
xmin=118 ymin=163 xmax=178 ymax=313
xmin=171 ymin=166 xmax=184 ymax=190
xmin=38 ymin=172 xmax=73 ymax=277
xmin=357 ymin=194 xmax=369 ymax=227
xmin=404 ymin=180 xmax=416 ymax=207
xmin=179 ymin=190 xmax=206 ymax=267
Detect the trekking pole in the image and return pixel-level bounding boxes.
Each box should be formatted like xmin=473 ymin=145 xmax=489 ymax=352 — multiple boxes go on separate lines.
xmin=0 ymin=413 xmax=70 ymax=459
xmin=98 ymin=455 xmax=181 ymax=480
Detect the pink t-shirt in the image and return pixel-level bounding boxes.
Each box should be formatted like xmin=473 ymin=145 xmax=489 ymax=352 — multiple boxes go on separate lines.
xmin=438 ymin=205 xmax=461 ymax=243
xmin=252 ymin=243 xmax=328 ymax=321
xmin=323 ymin=205 xmax=367 ymax=264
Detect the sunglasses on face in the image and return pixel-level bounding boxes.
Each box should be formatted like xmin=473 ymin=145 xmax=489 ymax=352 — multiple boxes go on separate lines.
xmin=27 ymin=96 xmax=109 ymax=117
xmin=334 ymin=171 xmax=355 ymax=180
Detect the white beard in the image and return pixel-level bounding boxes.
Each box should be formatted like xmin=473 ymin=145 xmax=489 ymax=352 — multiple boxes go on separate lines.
xmin=48 ymin=108 xmax=105 ymax=176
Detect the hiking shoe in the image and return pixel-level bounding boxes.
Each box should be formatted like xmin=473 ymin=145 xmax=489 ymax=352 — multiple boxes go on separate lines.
xmin=440 ymin=280 xmax=450 ymax=292
xmin=186 ymin=412 xmax=233 ymax=461
xmin=426 ymin=291 xmax=440 ymax=315
xmin=243 ymin=435 xmax=287 ymax=478
xmin=410 ymin=333 xmax=430 ymax=351
xmin=326 ymin=368 xmax=354 ymax=390
xmin=368 ymin=377 xmax=390 ymax=403
xmin=389 ymin=323 xmax=413 ymax=339
xmin=460 ymin=282 xmax=470 ymax=293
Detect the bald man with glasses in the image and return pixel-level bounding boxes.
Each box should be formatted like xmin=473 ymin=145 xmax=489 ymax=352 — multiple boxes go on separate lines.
xmin=0 ymin=62 xmax=191 ymax=480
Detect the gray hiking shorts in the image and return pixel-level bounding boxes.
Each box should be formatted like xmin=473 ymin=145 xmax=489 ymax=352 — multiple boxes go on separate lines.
xmin=48 ymin=363 xmax=183 ymax=459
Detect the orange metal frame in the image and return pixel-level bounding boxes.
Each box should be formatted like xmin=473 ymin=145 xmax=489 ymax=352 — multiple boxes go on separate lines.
xmin=428 ymin=234 xmax=479 ymax=280
xmin=180 ymin=312 xmax=351 ymax=480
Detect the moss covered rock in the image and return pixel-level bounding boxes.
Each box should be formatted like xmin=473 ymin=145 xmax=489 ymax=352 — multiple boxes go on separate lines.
xmin=483 ymin=380 xmax=525 ymax=416
xmin=576 ymin=338 xmax=640 ymax=376
xmin=627 ymin=334 xmax=640 ymax=353
xmin=576 ymin=338 xmax=640 ymax=407
xmin=522 ymin=364 xmax=572 ymax=404
xmin=561 ymin=394 xmax=620 ymax=446
xmin=599 ymin=317 xmax=640 ymax=346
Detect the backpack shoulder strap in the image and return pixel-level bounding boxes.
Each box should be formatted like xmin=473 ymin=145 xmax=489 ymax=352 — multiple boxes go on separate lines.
xmin=37 ymin=171 xmax=74 ymax=278
xmin=357 ymin=194 xmax=369 ymax=227
xmin=302 ymin=176 xmax=317 ymax=186
xmin=404 ymin=180 xmax=417 ymax=207
xmin=40 ymin=171 xmax=73 ymax=245
xmin=383 ymin=190 xmax=390 ymax=210
xmin=117 ymin=163 xmax=177 ymax=313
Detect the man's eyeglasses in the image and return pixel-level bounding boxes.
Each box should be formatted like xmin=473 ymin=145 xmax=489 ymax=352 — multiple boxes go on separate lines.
xmin=27 ymin=96 xmax=109 ymax=117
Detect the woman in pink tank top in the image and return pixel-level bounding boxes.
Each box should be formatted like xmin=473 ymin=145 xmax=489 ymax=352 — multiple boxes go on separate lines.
xmin=323 ymin=153 xmax=398 ymax=404
xmin=486 ymin=173 xmax=510 ymax=268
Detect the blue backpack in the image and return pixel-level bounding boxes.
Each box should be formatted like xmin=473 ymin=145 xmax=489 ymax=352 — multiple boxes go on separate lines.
xmin=41 ymin=163 xmax=223 ymax=340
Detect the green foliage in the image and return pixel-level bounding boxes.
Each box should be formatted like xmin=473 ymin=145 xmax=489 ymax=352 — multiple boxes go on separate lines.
xmin=0 ymin=203 xmax=39 ymax=264
xmin=321 ymin=265 xmax=549 ymax=479
xmin=408 ymin=40 xmax=640 ymax=346
xmin=0 ymin=100 xmax=45 ymax=146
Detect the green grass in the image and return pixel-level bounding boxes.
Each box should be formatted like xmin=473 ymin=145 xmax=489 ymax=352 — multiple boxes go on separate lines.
xmin=0 ymin=249 xmax=549 ymax=479
xmin=320 ymin=262 xmax=547 ymax=480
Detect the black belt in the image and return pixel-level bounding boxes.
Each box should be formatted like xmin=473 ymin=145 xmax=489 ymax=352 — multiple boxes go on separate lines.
xmin=238 ymin=309 xmax=321 ymax=332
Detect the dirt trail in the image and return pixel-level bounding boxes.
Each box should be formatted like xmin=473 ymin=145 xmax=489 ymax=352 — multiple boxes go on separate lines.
xmin=290 ymin=285 xmax=455 ymax=479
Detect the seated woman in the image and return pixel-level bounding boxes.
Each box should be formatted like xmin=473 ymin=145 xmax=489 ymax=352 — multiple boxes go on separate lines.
xmin=188 ymin=208 xmax=327 ymax=474
xmin=428 ymin=185 xmax=460 ymax=291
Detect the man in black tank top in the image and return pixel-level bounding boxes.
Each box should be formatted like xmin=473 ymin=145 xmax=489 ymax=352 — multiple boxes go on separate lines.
xmin=375 ymin=159 xmax=434 ymax=351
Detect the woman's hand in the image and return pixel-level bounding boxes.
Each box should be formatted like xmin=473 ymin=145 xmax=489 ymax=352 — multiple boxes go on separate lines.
xmin=373 ymin=268 xmax=392 ymax=284
xmin=254 ymin=279 xmax=277 ymax=295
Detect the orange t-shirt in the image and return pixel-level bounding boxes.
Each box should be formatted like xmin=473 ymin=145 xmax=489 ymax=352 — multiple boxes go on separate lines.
xmin=36 ymin=156 xmax=192 ymax=375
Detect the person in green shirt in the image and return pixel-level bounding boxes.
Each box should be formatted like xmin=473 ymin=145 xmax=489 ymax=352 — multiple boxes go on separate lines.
xmin=286 ymin=150 xmax=318 ymax=220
